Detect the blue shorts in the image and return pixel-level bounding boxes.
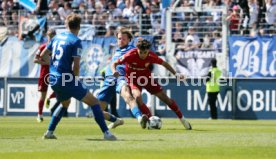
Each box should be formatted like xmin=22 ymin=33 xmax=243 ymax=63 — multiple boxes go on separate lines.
xmin=97 ymin=76 xmax=127 ymax=103
xmin=50 ymin=77 xmax=88 ymax=102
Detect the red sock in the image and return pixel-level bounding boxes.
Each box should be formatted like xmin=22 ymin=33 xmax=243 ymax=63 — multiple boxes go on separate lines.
xmin=168 ymin=100 xmax=183 ymax=118
xmin=48 ymin=92 xmax=56 ymax=99
xmin=38 ymin=99 xmax=44 ymax=115
xmin=139 ymin=103 xmax=152 ymax=117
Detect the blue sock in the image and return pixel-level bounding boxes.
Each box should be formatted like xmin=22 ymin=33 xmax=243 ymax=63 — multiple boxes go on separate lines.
xmin=48 ymin=106 xmax=67 ymax=131
xmin=131 ymin=106 xmax=142 ymax=119
xmin=107 ymin=113 xmax=117 ymax=122
xmin=91 ymin=104 xmax=108 ymax=133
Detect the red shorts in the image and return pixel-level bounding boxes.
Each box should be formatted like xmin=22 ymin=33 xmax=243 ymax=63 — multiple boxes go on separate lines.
xmin=128 ymin=76 xmax=162 ymax=94
xmin=38 ymin=65 xmax=49 ymax=92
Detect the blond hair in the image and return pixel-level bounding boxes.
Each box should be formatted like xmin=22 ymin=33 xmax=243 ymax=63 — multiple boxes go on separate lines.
xmin=65 ymin=13 xmax=81 ymax=30
xmin=116 ymin=27 xmax=133 ymax=41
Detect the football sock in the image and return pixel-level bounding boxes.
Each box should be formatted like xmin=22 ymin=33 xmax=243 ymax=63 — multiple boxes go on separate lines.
xmin=139 ymin=103 xmax=152 ymax=117
xmin=51 ymin=101 xmax=60 ymax=113
xmin=131 ymin=106 xmax=142 ymax=119
xmin=38 ymin=99 xmax=44 ymax=115
xmin=168 ymin=100 xmax=183 ymax=118
xmin=48 ymin=105 xmax=67 ymax=131
xmin=91 ymin=104 xmax=108 ymax=133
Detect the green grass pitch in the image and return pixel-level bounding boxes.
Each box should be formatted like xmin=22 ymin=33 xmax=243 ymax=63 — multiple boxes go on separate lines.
xmin=0 ymin=117 xmax=276 ymax=159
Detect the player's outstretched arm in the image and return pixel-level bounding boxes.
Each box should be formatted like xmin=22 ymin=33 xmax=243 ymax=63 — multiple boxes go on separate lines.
xmin=161 ymin=61 xmax=185 ymax=79
xmin=111 ymin=61 xmax=120 ymax=78
xmin=161 ymin=61 xmax=177 ymax=75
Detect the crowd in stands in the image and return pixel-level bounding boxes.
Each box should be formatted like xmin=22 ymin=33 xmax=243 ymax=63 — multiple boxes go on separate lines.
xmin=0 ymin=0 xmax=275 ymax=48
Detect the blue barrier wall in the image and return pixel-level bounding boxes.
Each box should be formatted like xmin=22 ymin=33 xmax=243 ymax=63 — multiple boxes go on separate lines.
xmin=2 ymin=78 xmax=276 ymax=119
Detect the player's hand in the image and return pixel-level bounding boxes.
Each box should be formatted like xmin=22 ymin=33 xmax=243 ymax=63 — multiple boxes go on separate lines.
xmin=34 ymin=56 xmax=42 ymax=64
xmin=33 ymin=59 xmax=40 ymax=63
xmin=113 ymin=71 xmax=120 ymax=78
xmin=175 ymin=73 xmax=185 ymax=80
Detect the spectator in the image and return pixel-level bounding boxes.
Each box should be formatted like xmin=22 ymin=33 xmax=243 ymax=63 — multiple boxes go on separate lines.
xmin=92 ymin=3 xmax=107 ymax=36
xmin=141 ymin=7 xmax=152 ymax=35
xmin=183 ymin=26 xmax=201 ymax=50
xmin=201 ymin=34 xmax=212 ymax=49
xmin=117 ymin=0 xmax=126 ymax=11
xmin=129 ymin=4 xmax=141 ymax=24
xmin=248 ymin=0 xmax=259 ymax=28
xmin=47 ymin=0 xmax=62 ymax=25
xmin=122 ymin=0 xmax=134 ymax=18
xmin=71 ymin=0 xmax=84 ymax=9
xmin=83 ymin=10 xmax=93 ymax=24
xmin=150 ymin=1 xmax=161 ymax=33
xmin=86 ymin=0 xmax=96 ymax=11
xmin=173 ymin=22 xmax=185 ymax=42
xmin=35 ymin=0 xmax=49 ymax=16
xmin=226 ymin=5 xmax=240 ymax=35
xmin=58 ymin=2 xmax=73 ymax=21
xmin=212 ymin=30 xmax=222 ymax=52
xmin=1 ymin=0 xmax=14 ymax=26
xmin=238 ymin=0 xmax=249 ymax=33
xmin=107 ymin=1 xmax=122 ymax=19
xmin=223 ymin=0 xmax=236 ymax=10
xmin=98 ymin=0 xmax=108 ymax=11
xmin=265 ymin=0 xmax=276 ymax=27
xmin=10 ymin=11 xmax=18 ymax=35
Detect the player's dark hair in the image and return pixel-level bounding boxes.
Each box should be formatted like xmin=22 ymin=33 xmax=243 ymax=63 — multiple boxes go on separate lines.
xmin=211 ymin=58 xmax=217 ymax=67
xmin=136 ymin=39 xmax=151 ymax=50
xmin=65 ymin=13 xmax=81 ymax=30
xmin=116 ymin=28 xmax=133 ymax=41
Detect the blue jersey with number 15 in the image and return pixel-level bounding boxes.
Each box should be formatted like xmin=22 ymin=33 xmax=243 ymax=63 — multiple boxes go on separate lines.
xmin=47 ymin=32 xmax=82 ymax=77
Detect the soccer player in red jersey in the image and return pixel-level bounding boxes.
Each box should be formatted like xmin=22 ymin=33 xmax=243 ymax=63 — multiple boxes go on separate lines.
xmin=33 ymin=29 xmax=57 ymax=122
xmin=111 ymin=39 xmax=192 ymax=130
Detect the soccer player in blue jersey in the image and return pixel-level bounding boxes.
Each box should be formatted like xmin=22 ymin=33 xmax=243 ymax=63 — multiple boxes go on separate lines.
xmin=97 ymin=28 xmax=149 ymax=129
xmin=39 ymin=13 xmax=117 ymax=140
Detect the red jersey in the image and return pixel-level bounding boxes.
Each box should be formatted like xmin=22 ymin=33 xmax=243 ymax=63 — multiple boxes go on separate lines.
xmin=117 ymin=48 xmax=164 ymax=77
xmin=229 ymin=14 xmax=239 ymax=30
xmin=36 ymin=43 xmax=50 ymax=91
xmin=36 ymin=43 xmax=49 ymax=76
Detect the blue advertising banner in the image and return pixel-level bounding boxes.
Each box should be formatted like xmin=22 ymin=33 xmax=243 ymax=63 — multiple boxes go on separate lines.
xmin=5 ymin=78 xmax=78 ymax=116
xmin=1 ymin=77 xmax=276 ymax=119
xmin=78 ymin=78 xmax=276 ymax=119
xmin=6 ymin=78 xmax=37 ymax=115
xmin=234 ymin=79 xmax=276 ymax=119
xmin=0 ymin=78 xmax=4 ymax=114
xmin=153 ymin=78 xmax=233 ymax=119
xmin=228 ymin=36 xmax=276 ymax=77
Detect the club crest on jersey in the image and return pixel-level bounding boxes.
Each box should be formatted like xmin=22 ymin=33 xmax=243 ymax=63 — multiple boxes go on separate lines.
xmin=145 ymin=63 xmax=150 ymax=68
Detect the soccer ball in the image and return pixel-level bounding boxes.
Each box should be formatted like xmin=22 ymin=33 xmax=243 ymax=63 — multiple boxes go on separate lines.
xmin=148 ymin=116 xmax=162 ymax=130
